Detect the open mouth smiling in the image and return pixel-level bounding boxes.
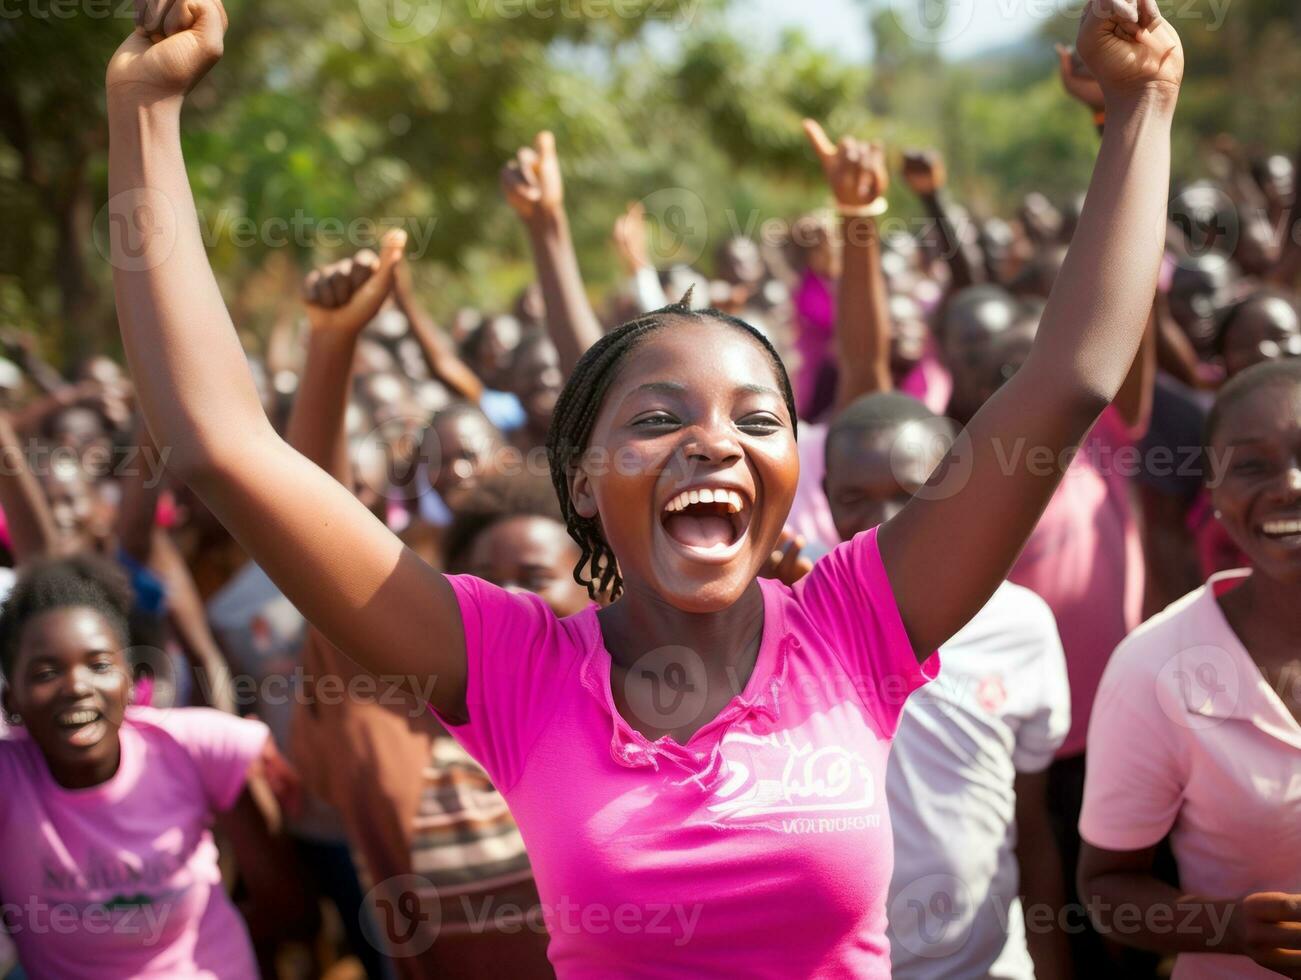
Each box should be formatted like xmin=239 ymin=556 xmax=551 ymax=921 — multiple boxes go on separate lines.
xmin=55 ymin=707 xmax=108 ymax=748
xmin=659 ymin=485 xmax=754 ymax=564
xmin=1259 ymin=516 xmax=1301 ymax=547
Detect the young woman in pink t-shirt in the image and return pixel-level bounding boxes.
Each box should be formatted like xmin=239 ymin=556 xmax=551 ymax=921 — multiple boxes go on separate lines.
xmin=105 ymin=1 xmax=1181 ymax=974
xmin=1079 ymin=360 xmax=1301 ymax=979
xmin=0 ymin=555 xmax=290 ymax=979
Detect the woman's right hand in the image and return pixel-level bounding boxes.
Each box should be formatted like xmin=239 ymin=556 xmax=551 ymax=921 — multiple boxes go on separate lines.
xmin=1233 ymin=893 xmax=1301 ymax=978
xmin=107 ymin=0 xmax=227 ymax=110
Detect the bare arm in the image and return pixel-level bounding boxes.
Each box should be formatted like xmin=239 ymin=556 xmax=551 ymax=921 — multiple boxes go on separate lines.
xmin=1014 ymin=770 xmax=1074 ymax=980
xmin=391 ymin=259 xmax=486 ymax=404
xmin=879 ymin=0 xmax=1184 ymax=657
xmin=106 ymin=0 xmax=466 ymax=716
xmin=1079 ymin=843 xmax=1301 ymax=974
xmin=0 ymin=411 xmax=62 ymax=560
xmin=501 ymin=131 xmax=603 ymax=374
xmin=1113 ymin=302 xmax=1157 ymax=435
xmin=903 ymin=151 xmax=985 ymax=292
xmin=802 ymin=121 xmax=894 ymax=409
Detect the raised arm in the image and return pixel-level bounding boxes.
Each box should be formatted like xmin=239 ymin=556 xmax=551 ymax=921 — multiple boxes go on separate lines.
xmin=105 ymin=0 xmax=467 ymax=716
xmin=902 ymin=150 xmax=985 ymax=291
xmin=0 ymin=411 xmax=62 ymax=561
xmin=803 ymin=120 xmax=894 ymax=408
xmin=391 ymin=259 xmax=486 ymax=405
xmin=500 ymin=131 xmax=603 ymax=374
xmin=879 ymin=0 xmax=1183 ymax=657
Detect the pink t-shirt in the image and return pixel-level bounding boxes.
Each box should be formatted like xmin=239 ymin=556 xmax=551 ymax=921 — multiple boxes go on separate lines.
xmin=1080 ymin=570 xmax=1301 ymax=980
xmin=438 ymin=527 xmax=938 ymax=978
xmin=0 ymin=707 xmax=268 ymax=979
xmin=1009 ymin=408 xmax=1145 ymax=757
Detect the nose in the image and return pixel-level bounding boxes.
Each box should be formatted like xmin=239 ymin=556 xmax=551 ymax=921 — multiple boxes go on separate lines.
xmin=681 ymin=417 xmax=743 ymax=467
xmin=62 ymin=665 xmax=95 ymax=699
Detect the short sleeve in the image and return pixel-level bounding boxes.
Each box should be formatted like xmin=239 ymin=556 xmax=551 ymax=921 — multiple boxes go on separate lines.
xmin=152 ymin=708 xmax=270 ymax=812
xmin=435 ymin=574 xmax=584 ymax=792
xmin=794 ymin=526 xmax=939 ymax=737
xmin=1011 ymin=596 xmax=1071 ymax=773
xmin=1079 ymin=634 xmax=1188 ymax=851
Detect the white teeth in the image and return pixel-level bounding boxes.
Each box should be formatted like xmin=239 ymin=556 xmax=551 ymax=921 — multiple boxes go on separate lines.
xmin=663 ymin=488 xmax=749 ymax=515
xmin=59 ymin=710 xmax=99 ymax=726
xmin=1263 ymin=519 xmax=1301 ymax=536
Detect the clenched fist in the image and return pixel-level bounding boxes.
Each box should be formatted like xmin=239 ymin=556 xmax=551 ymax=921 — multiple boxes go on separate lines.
xmin=303 ymin=231 xmax=408 ymax=336
xmin=803 ymin=120 xmax=889 ymax=211
xmin=107 ymin=0 xmax=228 ymax=108
xmin=1075 ymin=0 xmax=1183 ymax=104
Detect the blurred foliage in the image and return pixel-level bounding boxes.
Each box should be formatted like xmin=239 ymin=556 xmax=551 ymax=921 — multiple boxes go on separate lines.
xmin=1 ymin=0 xmax=1298 ymax=362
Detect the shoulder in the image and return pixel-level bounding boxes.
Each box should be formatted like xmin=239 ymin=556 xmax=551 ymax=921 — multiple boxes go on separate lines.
xmin=1105 ymin=583 xmax=1214 ymax=684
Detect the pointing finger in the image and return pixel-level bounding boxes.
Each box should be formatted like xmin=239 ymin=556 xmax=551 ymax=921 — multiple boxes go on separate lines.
xmin=802 ymin=119 xmax=837 ymax=163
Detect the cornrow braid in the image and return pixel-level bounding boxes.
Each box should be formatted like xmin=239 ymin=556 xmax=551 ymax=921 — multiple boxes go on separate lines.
xmin=546 ymin=294 xmax=798 ymax=601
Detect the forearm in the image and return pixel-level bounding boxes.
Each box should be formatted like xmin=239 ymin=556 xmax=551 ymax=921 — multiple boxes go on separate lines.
xmin=150 ymin=527 xmax=236 ymax=711
xmin=0 ymin=413 xmax=60 ymax=560
xmin=403 ymin=305 xmax=485 ymax=403
xmin=526 ymin=210 xmax=603 ymax=375
xmin=922 ymin=191 xmax=983 ymax=290
xmin=284 ymin=329 xmax=356 ymax=485
xmin=116 ymin=420 xmax=166 ymax=563
xmin=1026 ymin=91 xmax=1175 ymax=413
xmin=1082 ymin=872 xmax=1241 ymax=956
xmin=834 ymin=215 xmax=892 ymax=410
xmin=108 ymin=101 xmax=276 ymax=477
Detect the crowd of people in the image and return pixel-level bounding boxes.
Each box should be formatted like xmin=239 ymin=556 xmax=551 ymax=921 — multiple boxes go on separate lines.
xmin=1 ymin=0 xmax=1299 ymax=977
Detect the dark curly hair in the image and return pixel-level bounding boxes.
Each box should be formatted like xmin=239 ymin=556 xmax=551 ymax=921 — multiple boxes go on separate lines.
xmin=0 ymin=554 xmax=133 ymax=680
xmin=443 ymin=472 xmax=566 ymax=574
xmin=545 ymin=294 xmax=797 ymax=601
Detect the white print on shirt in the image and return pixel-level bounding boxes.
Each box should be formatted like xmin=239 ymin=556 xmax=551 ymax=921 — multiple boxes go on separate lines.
xmin=705 ymin=723 xmax=881 ymax=833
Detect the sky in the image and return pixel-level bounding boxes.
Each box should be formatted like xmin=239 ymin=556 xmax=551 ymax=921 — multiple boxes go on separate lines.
xmin=725 ymin=0 xmax=1053 ymax=62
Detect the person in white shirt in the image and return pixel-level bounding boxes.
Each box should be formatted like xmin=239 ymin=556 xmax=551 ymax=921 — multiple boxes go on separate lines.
xmin=822 ymin=392 xmax=1072 ymax=979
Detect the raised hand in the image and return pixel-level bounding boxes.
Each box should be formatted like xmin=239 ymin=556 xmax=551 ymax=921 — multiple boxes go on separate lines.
xmin=803 ymin=120 xmax=888 ymax=210
xmin=1075 ymin=0 xmax=1184 ymax=103
xmin=107 ymin=0 xmax=228 ymax=107
xmin=302 ymin=230 xmax=407 ymax=335
xmin=612 ymin=201 xmax=651 ymax=273
xmin=500 ymin=131 xmax=565 ymax=225
xmin=1055 ymin=43 xmax=1105 ymax=111
xmin=902 ymin=149 xmax=947 ymax=198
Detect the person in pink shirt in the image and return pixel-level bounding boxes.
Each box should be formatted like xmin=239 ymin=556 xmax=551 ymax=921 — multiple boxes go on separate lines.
xmin=0 ymin=555 xmax=285 ymax=979
xmin=1079 ymin=359 xmax=1301 ymax=978
xmin=105 ymin=1 xmax=1181 ymax=974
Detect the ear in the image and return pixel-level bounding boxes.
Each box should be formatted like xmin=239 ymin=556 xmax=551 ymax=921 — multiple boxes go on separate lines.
xmin=569 ymin=465 xmax=599 ymax=521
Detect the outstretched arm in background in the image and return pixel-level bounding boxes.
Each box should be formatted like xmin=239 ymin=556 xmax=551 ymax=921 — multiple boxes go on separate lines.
xmin=879 ymin=0 xmax=1184 ymax=657
xmin=0 ymin=411 xmax=62 ymax=561
xmin=803 ymin=120 xmax=894 ymax=407
xmin=501 ymin=131 xmax=604 ymax=374
xmin=107 ymin=0 xmax=467 ymax=717
xmin=391 ymin=260 xmax=486 ymax=405
xmin=902 ymin=150 xmax=985 ymax=291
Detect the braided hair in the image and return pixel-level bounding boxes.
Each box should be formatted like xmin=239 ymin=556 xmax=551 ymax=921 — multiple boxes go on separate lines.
xmin=545 ymin=292 xmax=798 ymax=601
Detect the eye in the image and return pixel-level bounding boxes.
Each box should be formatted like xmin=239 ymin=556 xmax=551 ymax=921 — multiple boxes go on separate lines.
xmin=90 ymin=659 xmax=116 ymax=674
xmin=631 ymin=412 xmax=679 ymax=429
xmin=738 ymin=413 xmax=783 ymax=434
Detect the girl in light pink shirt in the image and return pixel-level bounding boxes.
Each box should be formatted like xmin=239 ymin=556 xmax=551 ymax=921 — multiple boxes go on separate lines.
xmin=105 ymin=1 xmax=1182 ymax=974
xmin=1079 ymin=359 xmax=1301 ymax=978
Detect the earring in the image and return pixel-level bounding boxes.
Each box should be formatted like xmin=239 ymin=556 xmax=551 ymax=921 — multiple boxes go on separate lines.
xmin=6 ymin=712 xmax=20 ymax=725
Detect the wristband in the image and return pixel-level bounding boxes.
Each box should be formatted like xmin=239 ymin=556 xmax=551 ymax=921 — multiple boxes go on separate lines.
xmin=838 ymin=198 xmax=888 ymax=219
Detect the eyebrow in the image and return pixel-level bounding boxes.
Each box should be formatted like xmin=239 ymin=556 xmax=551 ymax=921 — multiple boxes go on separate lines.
xmin=630 ymin=381 xmax=781 ymax=398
